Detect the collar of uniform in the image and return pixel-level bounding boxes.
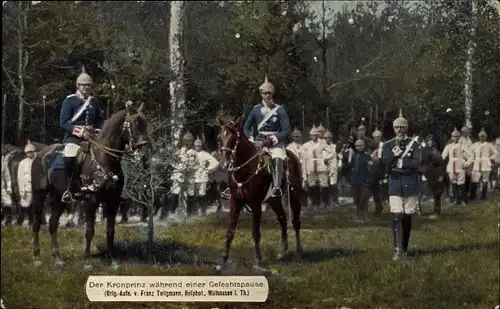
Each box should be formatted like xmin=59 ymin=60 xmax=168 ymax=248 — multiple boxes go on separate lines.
xmin=75 ymin=90 xmax=85 ymax=100
xmin=261 ymin=100 xmax=274 ymax=107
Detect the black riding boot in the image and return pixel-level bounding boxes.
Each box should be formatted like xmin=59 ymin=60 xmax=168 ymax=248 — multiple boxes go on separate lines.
xmin=391 ymin=213 xmax=405 ymax=262
xmin=469 ymin=182 xmax=477 ymax=201
xmin=480 ymin=182 xmax=488 ymax=200
xmin=271 ymin=158 xmax=284 ymax=197
xmin=330 ymin=185 xmax=340 ymax=206
xmin=402 ymin=214 xmax=413 ymax=253
xmin=451 ymin=184 xmax=459 ymax=204
xmin=61 ymin=156 xmax=77 ymax=204
xmin=320 ymin=187 xmax=330 ymax=208
xmin=458 ymin=184 xmax=467 ymax=206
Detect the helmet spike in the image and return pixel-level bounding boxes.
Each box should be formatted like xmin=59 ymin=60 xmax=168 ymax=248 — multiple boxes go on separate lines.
xmin=399 ymin=109 xmax=403 ymax=118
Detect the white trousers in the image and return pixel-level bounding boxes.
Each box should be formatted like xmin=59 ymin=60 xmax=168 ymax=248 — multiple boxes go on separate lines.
xmin=389 ymin=195 xmax=419 ymax=214
xmin=64 ymin=143 xmax=80 ymax=157
xmin=264 ymin=146 xmax=286 ymax=160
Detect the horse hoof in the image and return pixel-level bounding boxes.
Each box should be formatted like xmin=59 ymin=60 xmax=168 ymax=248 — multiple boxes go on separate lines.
xmin=33 ymin=259 xmax=43 ymax=267
xmin=53 ymin=258 xmax=65 ymax=267
xmin=110 ymin=260 xmax=119 ymax=270
xmin=84 ymin=263 xmax=93 ymax=271
xmin=215 ymin=264 xmax=224 ymax=272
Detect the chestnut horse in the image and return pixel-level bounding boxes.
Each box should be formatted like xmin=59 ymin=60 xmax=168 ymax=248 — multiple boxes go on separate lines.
xmin=30 ymin=103 xmax=151 ymax=270
xmin=215 ymin=114 xmax=303 ymax=271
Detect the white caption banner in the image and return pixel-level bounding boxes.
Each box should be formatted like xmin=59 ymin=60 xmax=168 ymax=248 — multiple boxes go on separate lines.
xmin=86 ymin=276 xmax=269 ymax=302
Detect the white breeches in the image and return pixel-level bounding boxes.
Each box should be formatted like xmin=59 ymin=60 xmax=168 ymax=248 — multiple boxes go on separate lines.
xmin=389 ymin=195 xmax=419 ymax=214
xmin=448 ymin=171 xmax=466 ymax=185
xmin=1 ymin=187 xmax=13 ymax=206
xmin=64 ymin=143 xmax=80 ymax=157
xmin=471 ymin=171 xmax=490 ymax=183
xmin=306 ymin=172 xmax=329 ymax=187
xmin=264 ymin=146 xmax=286 ymax=160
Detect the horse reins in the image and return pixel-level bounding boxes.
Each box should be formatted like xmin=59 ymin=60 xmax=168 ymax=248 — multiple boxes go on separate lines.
xmin=220 ymin=130 xmax=269 ymax=195
xmin=85 ymin=112 xmax=147 ymax=161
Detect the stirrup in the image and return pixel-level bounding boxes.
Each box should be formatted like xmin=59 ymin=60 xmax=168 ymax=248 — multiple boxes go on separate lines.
xmin=271 ymin=187 xmax=283 ymax=197
xmin=61 ymin=191 xmax=73 ymax=203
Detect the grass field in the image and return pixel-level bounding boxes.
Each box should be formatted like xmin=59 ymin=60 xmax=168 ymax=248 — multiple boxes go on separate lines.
xmin=1 ymin=199 xmax=499 ymax=309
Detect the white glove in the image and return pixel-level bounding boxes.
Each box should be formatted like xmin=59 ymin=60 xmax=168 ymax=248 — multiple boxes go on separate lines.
xmin=396 ymin=159 xmax=403 ymax=168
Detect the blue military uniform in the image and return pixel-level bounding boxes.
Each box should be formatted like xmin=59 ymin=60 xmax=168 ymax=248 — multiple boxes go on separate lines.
xmin=380 ymin=109 xmax=422 ymax=262
xmin=60 ymin=94 xmax=104 ymax=144
xmin=243 ymin=75 xmax=291 ymax=197
xmin=59 ymin=66 xmax=104 ymax=203
xmin=243 ymin=103 xmax=291 ymax=145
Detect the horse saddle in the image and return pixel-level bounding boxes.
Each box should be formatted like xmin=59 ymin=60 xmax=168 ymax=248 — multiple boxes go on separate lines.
xmin=49 ymin=142 xmax=90 ymax=170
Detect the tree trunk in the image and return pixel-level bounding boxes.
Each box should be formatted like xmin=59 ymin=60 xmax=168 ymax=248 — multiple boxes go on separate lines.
xmin=464 ymin=0 xmax=476 ymax=128
xmin=169 ymin=1 xmax=186 ymax=146
xmin=17 ymin=1 xmax=29 ymax=145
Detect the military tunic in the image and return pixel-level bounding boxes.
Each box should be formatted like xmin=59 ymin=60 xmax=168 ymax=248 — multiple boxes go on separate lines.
xmin=382 ymin=137 xmax=422 ymax=214
xmin=470 ymin=142 xmax=498 ymax=183
xmin=59 ymin=92 xmax=104 ymax=146
xmin=441 ymin=142 xmax=470 ymax=185
xmin=171 ymin=147 xmax=198 ymax=196
xmin=243 ymin=102 xmax=291 ymax=159
xmin=300 ymin=140 xmax=331 ymax=187
xmin=193 ymin=150 xmax=219 ymax=196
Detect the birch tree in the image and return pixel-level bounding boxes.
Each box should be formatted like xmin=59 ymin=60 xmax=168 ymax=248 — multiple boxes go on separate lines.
xmin=169 ymin=1 xmax=186 ymax=145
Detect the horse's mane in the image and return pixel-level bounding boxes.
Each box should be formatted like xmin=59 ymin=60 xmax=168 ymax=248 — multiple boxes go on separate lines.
xmin=97 ymin=110 xmax=128 ymax=144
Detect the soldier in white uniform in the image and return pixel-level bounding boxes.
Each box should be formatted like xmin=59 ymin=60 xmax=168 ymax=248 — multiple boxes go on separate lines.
xmin=459 ymin=126 xmax=474 ymax=198
xmin=1 ymin=154 xmax=13 ymax=225
xmin=323 ymin=131 xmax=339 ymax=206
xmin=442 ymin=128 xmax=471 ymax=206
xmin=193 ymin=137 xmax=219 ymax=216
xmin=469 ymin=128 xmax=498 ymax=200
xmin=300 ymin=126 xmax=332 ymax=208
xmin=315 ymin=123 xmax=326 ymax=142
xmin=16 ymin=142 xmax=36 ymax=225
xmin=170 ymin=132 xmax=198 ymax=216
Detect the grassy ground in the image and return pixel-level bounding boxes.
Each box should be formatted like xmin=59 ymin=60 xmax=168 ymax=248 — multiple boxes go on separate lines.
xmin=1 ymin=199 xmax=499 ymax=309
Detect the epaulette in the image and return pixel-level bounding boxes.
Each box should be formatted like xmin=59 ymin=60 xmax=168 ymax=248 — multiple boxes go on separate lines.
xmin=66 ymin=94 xmax=76 ymax=98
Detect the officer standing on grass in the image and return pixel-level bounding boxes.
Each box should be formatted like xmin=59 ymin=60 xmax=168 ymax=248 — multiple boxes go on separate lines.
xmin=382 ymin=109 xmax=422 ymax=262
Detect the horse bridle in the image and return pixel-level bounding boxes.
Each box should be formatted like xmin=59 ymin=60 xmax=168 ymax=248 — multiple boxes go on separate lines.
xmin=86 ymin=112 xmax=148 ymax=160
xmin=219 ymin=129 xmax=267 ymax=189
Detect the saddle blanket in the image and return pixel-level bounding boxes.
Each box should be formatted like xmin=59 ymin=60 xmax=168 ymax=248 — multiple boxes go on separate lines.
xmin=50 ymin=152 xmax=65 ymax=170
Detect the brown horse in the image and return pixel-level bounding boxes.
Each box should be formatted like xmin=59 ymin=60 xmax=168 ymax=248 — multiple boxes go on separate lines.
xmin=215 ymin=114 xmax=303 ymax=272
xmin=30 ymin=103 xmax=151 ymax=270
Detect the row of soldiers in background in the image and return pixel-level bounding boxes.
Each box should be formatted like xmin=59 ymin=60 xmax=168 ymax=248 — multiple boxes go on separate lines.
xmin=442 ymin=126 xmax=500 ymax=205
xmin=2 ymin=123 xmax=499 ymax=227
xmin=286 ymin=122 xmax=389 ymax=222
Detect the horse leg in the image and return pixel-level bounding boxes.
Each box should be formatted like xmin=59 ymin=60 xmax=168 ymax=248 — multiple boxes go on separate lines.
xmin=249 ymin=202 xmax=265 ymax=270
xmin=32 ymin=189 xmax=47 ymax=266
xmin=290 ymin=188 xmax=303 ymax=256
xmin=104 ymin=202 xmax=119 ymax=269
xmin=217 ymin=197 xmax=243 ymax=271
xmin=49 ymin=198 xmax=66 ymax=266
xmin=268 ymin=198 xmax=288 ymax=260
xmin=83 ymin=201 xmax=98 ymax=271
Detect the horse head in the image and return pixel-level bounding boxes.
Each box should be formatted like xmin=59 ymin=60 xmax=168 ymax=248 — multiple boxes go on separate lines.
xmin=215 ymin=112 xmax=243 ymax=171
xmin=96 ymin=101 xmax=152 ymax=168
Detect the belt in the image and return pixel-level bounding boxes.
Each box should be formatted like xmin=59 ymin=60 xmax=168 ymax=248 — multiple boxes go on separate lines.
xmin=258 ymin=131 xmax=278 ymax=135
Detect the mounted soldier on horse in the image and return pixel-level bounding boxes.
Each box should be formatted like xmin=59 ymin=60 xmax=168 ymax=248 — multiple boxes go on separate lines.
xmin=215 ymin=74 xmax=303 ymax=272
xmin=31 ymin=67 xmax=151 ymax=270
